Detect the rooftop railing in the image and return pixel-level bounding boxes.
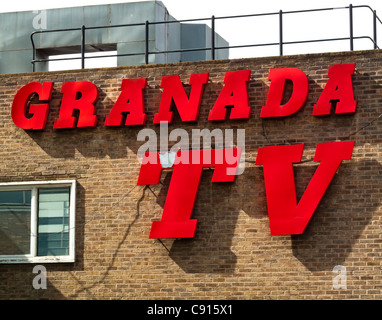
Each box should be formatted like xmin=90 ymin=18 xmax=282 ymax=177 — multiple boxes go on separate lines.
xmin=30 ymin=4 xmax=382 ymax=72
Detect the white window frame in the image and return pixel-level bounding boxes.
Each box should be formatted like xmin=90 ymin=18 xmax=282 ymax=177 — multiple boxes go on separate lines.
xmin=0 ymin=180 xmax=76 ymax=264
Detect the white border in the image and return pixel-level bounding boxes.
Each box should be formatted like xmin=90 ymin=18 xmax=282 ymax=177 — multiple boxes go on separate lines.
xmin=0 ymin=180 xmax=76 ymax=264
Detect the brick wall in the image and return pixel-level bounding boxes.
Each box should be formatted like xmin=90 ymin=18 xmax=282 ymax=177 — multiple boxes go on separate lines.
xmin=0 ymin=50 xmax=380 ymax=299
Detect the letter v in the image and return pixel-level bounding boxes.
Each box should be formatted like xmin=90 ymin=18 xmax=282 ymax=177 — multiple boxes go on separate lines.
xmin=255 ymin=141 xmax=354 ymax=235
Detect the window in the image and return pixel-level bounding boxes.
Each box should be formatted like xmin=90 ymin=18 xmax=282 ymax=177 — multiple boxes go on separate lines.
xmin=0 ymin=180 xmax=76 ymax=263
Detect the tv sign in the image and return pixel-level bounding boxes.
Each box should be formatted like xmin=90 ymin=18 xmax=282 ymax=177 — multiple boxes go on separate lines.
xmin=11 ymin=63 xmax=357 ymax=239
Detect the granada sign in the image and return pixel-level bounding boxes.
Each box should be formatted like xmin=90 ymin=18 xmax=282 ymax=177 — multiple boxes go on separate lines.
xmin=11 ymin=63 xmax=357 ymax=239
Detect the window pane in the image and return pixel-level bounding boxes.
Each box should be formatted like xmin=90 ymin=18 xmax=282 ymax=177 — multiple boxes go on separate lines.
xmin=0 ymin=190 xmax=31 ymax=255
xmin=38 ymin=188 xmax=70 ymax=256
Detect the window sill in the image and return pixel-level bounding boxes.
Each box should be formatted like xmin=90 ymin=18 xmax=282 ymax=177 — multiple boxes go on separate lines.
xmin=0 ymin=254 xmax=75 ymax=264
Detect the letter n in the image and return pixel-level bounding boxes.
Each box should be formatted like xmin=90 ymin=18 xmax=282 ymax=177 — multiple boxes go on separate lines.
xmin=313 ymin=63 xmax=357 ymax=115
xmin=255 ymin=141 xmax=354 ymax=235
xmin=153 ymin=73 xmax=209 ymax=123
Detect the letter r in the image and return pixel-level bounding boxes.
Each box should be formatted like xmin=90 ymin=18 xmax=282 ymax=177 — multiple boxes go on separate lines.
xmin=54 ymin=81 xmax=99 ymax=128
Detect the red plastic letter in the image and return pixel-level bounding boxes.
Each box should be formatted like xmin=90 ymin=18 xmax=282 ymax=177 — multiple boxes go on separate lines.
xmin=313 ymin=63 xmax=357 ymax=115
xmin=153 ymin=73 xmax=209 ymax=123
xmin=208 ymin=70 xmax=251 ymax=120
xmin=137 ymin=149 xmax=241 ymax=239
xmin=260 ymin=68 xmax=309 ymax=117
xmin=54 ymin=81 xmax=99 ymax=129
xmin=11 ymin=82 xmax=53 ymax=130
xmin=105 ymin=78 xmax=147 ymax=126
xmin=256 ymin=141 xmax=354 ymax=235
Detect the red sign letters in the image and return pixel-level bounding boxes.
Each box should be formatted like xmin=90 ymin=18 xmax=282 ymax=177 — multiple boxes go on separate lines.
xmin=11 ymin=63 xmax=357 ymax=238
xmin=11 ymin=63 xmax=357 ymax=129
xmin=138 ymin=149 xmax=242 ymax=238
xmin=255 ymin=141 xmax=355 ymax=235
xmin=12 ymin=81 xmax=53 ymax=130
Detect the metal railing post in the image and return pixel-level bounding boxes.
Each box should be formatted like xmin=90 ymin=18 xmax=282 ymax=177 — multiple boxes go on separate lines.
xmin=279 ymin=10 xmax=283 ymax=56
xmin=145 ymin=20 xmax=149 ymax=64
xmin=374 ymin=9 xmax=378 ymax=49
xmin=211 ymin=15 xmax=216 ymax=60
xmin=349 ymin=4 xmax=354 ymax=51
xmin=81 ymin=25 xmax=85 ymax=69
xmin=31 ymin=33 xmax=36 ymax=72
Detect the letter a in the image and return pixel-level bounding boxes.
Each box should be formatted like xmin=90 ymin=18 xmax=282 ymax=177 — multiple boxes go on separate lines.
xmin=32 ymin=265 xmax=47 ymax=289
xmin=105 ymin=78 xmax=147 ymax=126
xmin=313 ymin=63 xmax=357 ymax=115
xmin=255 ymin=141 xmax=354 ymax=235
xmin=208 ymin=70 xmax=251 ymax=120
